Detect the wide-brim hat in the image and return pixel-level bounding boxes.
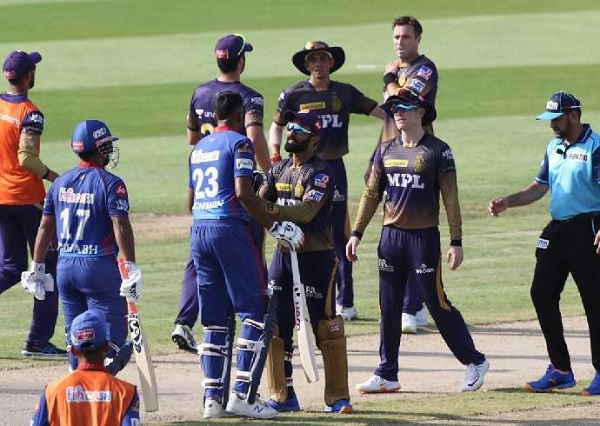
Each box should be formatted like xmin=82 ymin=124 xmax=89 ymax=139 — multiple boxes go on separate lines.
xmin=292 ymin=41 xmax=345 ymax=75
xmin=380 ymin=89 xmax=437 ymax=126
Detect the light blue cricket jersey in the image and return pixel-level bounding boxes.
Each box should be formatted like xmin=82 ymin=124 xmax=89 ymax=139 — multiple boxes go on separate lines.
xmin=535 ymin=124 xmax=600 ymax=220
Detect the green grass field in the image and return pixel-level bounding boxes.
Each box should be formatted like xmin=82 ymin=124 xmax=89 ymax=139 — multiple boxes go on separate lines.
xmin=2 ymin=0 xmax=600 ymax=423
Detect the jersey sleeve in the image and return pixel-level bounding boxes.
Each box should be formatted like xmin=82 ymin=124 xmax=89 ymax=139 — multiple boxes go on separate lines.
xmin=42 ymin=182 xmax=57 ymax=216
xmin=121 ymin=390 xmax=140 ymax=426
xmin=273 ymin=88 xmax=292 ymax=124
xmin=593 ymin=144 xmax=600 ymax=184
xmin=21 ymin=110 xmax=44 ymax=135
xmin=107 ymin=178 xmax=130 ymax=217
xmin=244 ymin=93 xmax=264 ymax=128
xmin=405 ymin=64 xmax=438 ymax=98
xmin=349 ymin=86 xmax=378 ymax=115
xmin=30 ymin=390 xmax=49 ymax=426
xmin=233 ymin=138 xmax=255 ymax=179
xmin=535 ymin=151 xmax=550 ymax=185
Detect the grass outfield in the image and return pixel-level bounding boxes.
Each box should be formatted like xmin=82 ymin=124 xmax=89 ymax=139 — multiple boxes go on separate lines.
xmin=2 ymin=0 xmax=600 ymax=422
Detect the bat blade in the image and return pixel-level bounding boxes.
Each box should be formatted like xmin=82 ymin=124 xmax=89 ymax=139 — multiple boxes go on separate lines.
xmin=118 ymin=258 xmax=159 ymax=412
xmin=290 ymin=250 xmax=319 ymax=383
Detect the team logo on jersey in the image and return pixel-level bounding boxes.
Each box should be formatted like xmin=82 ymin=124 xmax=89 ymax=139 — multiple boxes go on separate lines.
xmin=294 ymin=183 xmax=304 ymax=198
xmin=306 ymin=189 xmax=324 ymax=202
xmin=115 ymin=199 xmax=129 ymax=212
xmin=408 ymin=79 xmax=425 ymax=93
xmin=384 ymin=159 xmax=409 ymax=168
xmin=29 ymin=112 xmax=43 ymax=124
xmin=441 ymin=149 xmax=454 ymax=160
xmin=417 ymin=66 xmax=433 ymax=80
xmin=115 ymin=183 xmax=127 ymax=198
xmin=331 ymin=92 xmax=341 ymax=112
xmin=250 ymin=96 xmax=264 ymax=106
xmin=314 ymin=173 xmax=330 ymax=188
xmin=414 ymin=154 xmax=426 ymax=172
xmin=236 ymin=158 xmax=254 ymax=171
xmin=299 ymin=101 xmax=325 ymax=111
xmin=236 ymin=142 xmax=253 ymax=154
xmin=537 ymin=238 xmax=549 ymax=249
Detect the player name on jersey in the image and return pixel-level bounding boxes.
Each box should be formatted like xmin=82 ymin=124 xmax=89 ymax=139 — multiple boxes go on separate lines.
xmin=58 ymin=188 xmax=95 ymax=204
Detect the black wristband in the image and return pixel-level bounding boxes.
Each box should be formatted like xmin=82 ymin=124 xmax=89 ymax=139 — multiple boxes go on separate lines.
xmin=350 ymin=230 xmax=363 ymax=240
xmin=383 ymin=72 xmax=397 ymax=86
xmin=41 ymin=167 xmax=50 ymax=180
xmin=450 ymin=239 xmax=462 ymax=247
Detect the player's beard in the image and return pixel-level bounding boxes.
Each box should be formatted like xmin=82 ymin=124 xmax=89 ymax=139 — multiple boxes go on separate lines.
xmin=284 ymin=135 xmax=310 ymax=153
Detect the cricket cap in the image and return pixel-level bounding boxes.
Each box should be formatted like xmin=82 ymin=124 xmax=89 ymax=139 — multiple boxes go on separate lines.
xmin=536 ymin=91 xmax=581 ymax=120
xmin=215 ymin=34 xmax=253 ymax=60
xmin=70 ymin=310 xmax=108 ymax=353
xmin=3 ymin=50 xmax=41 ymax=80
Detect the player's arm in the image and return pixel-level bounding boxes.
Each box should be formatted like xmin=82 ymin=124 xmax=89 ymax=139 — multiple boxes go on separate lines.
xmin=488 ymin=181 xmax=548 ymax=216
xmin=17 ymin=111 xmax=58 ymax=181
xmin=186 ymin=111 xmax=201 ymax=145
xmin=112 ymin=216 xmax=136 ymax=262
xmin=30 ymin=389 xmax=49 ymax=426
xmin=121 ymin=389 xmax=141 ymax=426
xmin=235 ymin=175 xmax=275 ymax=229
xmin=439 ymin=169 xmax=464 ymax=270
xmin=268 ymin=120 xmax=284 ymax=161
xmin=32 ymin=215 xmax=56 ymax=263
xmin=247 ymin=124 xmax=271 ymax=172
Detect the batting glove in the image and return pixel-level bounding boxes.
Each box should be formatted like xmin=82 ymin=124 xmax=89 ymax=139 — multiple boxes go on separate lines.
xmin=119 ymin=261 xmax=143 ymax=301
xmin=267 ymin=221 xmax=304 ymax=250
xmin=20 ymin=261 xmax=54 ymax=301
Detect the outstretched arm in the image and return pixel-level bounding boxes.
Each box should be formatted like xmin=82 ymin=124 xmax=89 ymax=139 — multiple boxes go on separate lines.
xmin=488 ymin=181 xmax=548 ymax=217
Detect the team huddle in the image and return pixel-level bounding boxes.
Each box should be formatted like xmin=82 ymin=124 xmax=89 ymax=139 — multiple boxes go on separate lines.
xmin=2 ymin=13 xmax=600 ymax=425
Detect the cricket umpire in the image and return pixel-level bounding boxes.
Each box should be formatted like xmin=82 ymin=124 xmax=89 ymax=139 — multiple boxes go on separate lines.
xmin=489 ymin=91 xmax=600 ymax=395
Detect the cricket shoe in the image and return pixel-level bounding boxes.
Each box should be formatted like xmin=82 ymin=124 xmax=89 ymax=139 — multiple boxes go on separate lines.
xmin=266 ymin=394 xmax=300 ymax=412
xmin=171 ymin=324 xmax=198 ymax=353
xmin=401 ymin=313 xmax=417 ymax=334
xmin=324 ymin=398 xmax=353 ymax=414
xmin=582 ymin=370 xmax=600 ymax=396
xmin=462 ymin=359 xmax=490 ymax=391
xmin=105 ymin=341 xmax=133 ymax=376
xmin=336 ymin=304 xmax=358 ymax=321
xmin=356 ymin=375 xmax=401 ymax=394
xmin=525 ymin=364 xmax=576 ymax=393
xmin=415 ymin=307 xmax=429 ymax=326
xmin=204 ymin=397 xmax=228 ymax=419
xmin=225 ymin=391 xmax=278 ymax=419
xmin=21 ymin=341 xmax=67 ymax=358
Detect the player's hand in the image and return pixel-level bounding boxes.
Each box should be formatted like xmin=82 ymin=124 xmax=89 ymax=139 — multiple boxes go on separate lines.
xmin=268 ymin=221 xmax=304 ymax=250
xmin=594 ymin=230 xmax=600 ymax=255
xmin=488 ymin=198 xmax=508 ymax=217
xmin=385 ymin=60 xmax=399 ymax=75
xmin=21 ymin=262 xmax=54 ymax=300
xmin=120 ymin=261 xmax=143 ymax=301
xmin=346 ymin=236 xmax=361 ymax=262
xmin=252 ymin=170 xmax=266 ymax=193
xmin=447 ymin=246 xmax=464 ymax=270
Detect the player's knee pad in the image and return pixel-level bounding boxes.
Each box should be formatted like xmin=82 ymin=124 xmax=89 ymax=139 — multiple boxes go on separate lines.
xmin=318 ymin=316 xmax=350 ymax=405
xmin=235 ymin=318 xmax=266 ymax=384
xmin=199 ymin=325 xmax=230 ymax=391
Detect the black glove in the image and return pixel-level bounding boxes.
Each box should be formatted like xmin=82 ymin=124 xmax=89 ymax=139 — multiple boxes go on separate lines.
xmin=252 ymin=171 xmax=266 ymax=193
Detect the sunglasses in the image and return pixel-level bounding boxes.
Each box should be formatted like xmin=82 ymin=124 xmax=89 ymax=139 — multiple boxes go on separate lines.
xmin=287 ymin=122 xmax=313 ymax=136
xmin=233 ymin=33 xmax=247 ymax=57
xmin=391 ymin=103 xmax=420 ymax=113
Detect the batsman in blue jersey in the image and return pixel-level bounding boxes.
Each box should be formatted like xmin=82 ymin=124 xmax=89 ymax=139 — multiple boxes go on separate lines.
xmin=27 ymin=119 xmax=140 ymax=374
xmin=191 ymin=91 xmax=303 ymax=420
xmin=172 ymin=34 xmax=269 ymax=352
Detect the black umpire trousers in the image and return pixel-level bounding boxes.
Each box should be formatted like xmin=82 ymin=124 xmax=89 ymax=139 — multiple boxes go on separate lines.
xmin=531 ymin=214 xmax=600 ymax=373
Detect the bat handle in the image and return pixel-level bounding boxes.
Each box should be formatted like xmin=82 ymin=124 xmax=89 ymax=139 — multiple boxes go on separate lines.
xmin=117 ymin=257 xmax=138 ymax=314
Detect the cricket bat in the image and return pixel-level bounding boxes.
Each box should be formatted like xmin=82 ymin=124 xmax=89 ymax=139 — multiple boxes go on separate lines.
xmin=117 ymin=257 xmax=159 ymax=412
xmin=290 ymin=249 xmax=319 ymax=383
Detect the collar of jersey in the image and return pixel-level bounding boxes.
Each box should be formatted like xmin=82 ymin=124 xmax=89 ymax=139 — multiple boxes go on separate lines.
xmin=77 ymin=362 xmax=107 ymax=372
xmin=214 ymin=125 xmax=237 ymax=133
xmin=78 ymin=160 xmax=105 ymax=168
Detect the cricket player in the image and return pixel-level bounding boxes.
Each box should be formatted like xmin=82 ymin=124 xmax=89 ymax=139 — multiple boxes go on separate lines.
xmin=0 ymin=50 xmax=65 ymax=357
xmin=191 ymin=91 xmax=303 ymax=419
xmin=27 ymin=119 xmax=139 ymax=374
xmin=172 ymin=33 xmax=270 ymax=351
xmin=31 ymin=309 xmax=140 ymax=425
xmin=260 ymin=110 xmax=352 ymax=414
xmin=269 ymin=41 xmax=386 ymax=321
xmin=347 ymin=89 xmax=489 ymax=393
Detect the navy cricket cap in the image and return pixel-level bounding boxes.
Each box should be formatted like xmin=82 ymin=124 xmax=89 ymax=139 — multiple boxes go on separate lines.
xmin=70 ymin=310 xmax=107 ymax=353
xmin=71 ymin=119 xmax=119 ymax=154
xmin=536 ymin=91 xmax=581 ymax=120
xmin=3 ymin=50 xmax=42 ymax=80
xmin=215 ymin=34 xmax=253 ymax=60
xmin=283 ymin=109 xmax=322 ymax=135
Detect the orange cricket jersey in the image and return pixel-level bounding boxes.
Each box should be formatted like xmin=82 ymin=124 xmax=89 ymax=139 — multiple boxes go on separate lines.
xmin=43 ymin=369 xmax=137 ymax=426
xmin=0 ymin=95 xmax=46 ymax=205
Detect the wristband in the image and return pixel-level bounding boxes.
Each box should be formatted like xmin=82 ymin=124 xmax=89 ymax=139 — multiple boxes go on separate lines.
xmin=41 ymin=167 xmax=50 ymax=180
xmin=383 ymin=72 xmax=397 ymax=86
xmin=450 ymin=239 xmax=462 ymax=247
xmin=271 ymin=153 xmax=282 ymax=163
xmin=350 ymin=230 xmax=363 ymax=240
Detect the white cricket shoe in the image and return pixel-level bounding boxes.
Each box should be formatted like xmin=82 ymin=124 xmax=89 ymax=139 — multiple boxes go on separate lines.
xmin=225 ymin=391 xmax=278 ymax=419
xmin=171 ymin=324 xmax=198 ymax=353
xmin=415 ymin=307 xmax=429 ymax=326
xmin=356 ymin=375 xmax=401 ymax=394
xmin=401 ymin=313 xmax=417 ymax=334
xmin=337 ymin=305 xmax=358 ymax=321
xmin=203 ymin=397 xmax=227 ymax=419
xmin=462 ymin=359 xmax=490 ymax=391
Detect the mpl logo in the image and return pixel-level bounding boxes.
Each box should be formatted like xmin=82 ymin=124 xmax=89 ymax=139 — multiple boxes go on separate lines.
xmin=320 ymin=114 xmax=343 ymax=128
xmin=386 ymin=173 xmax=425 ymax=188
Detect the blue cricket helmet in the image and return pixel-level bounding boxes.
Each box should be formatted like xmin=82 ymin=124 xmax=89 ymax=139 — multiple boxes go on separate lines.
xmin=71 ymin=119 xmax=120 ymax=168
